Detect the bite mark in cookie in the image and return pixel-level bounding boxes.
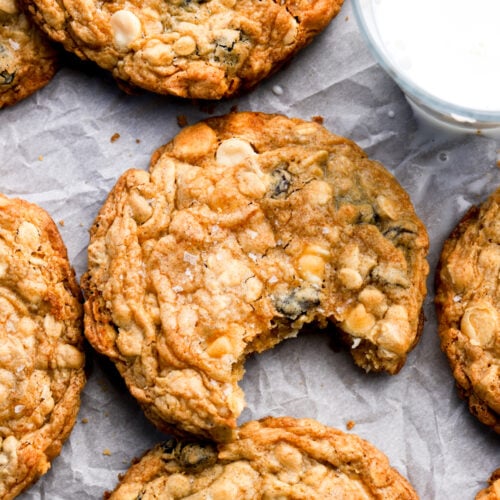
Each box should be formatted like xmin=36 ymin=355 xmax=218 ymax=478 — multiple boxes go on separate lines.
xmin=82 ymin=112 xmax=429 ymax=440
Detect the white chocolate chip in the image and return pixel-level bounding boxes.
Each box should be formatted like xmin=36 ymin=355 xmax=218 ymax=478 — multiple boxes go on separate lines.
xmin=216 ymin=138 xmax=256 ymax=168
xmin=243 ymin=276 xmax=263 ymax=302
xmin=297 ymin=244 xmax=330 ymax=285
xmin=376 ymin=195 xmax=398 ymax=220
xmin=16 ymin=222 xmax=40 ymax=251
xmin=142 ymin=41 xmax=174 ymax=65
xmin=461 ymin=301 xmax=498 ymax=348
xmin=338 ymin=268 xmax=363 ymax=289
xmin=206 ymin=336 xmax=233 ymax=358
xmin=173 ymin=35 xmax=197 ymax=56
xmin=358 ymin=287 xmax=388 ymax=317
xmin=56 ymin=344 xmax=85 ymax=369
xmin=375 ymin=319 xmax=410 ymax=355
xmin=282 ymin=18 xmax=298 ymax=45
xmin=110 ymin=10 xmax=142 ymax=50
xmin=342 ymin=304 xmax=376 ymax=336
xmin=129 ymin=191 xmax=153 ymax=224
xmin=43 ymin=314 xmax=63 ymax=338
xmin=298 ymin=254 xmax=325 ymax=285
xmin=274 ymin=442 xmax=303 ymax=471
xmin=166 ymin=474 xmax=192 ymax=497
xmin=306 ymin=180 xmax=333 ymax=205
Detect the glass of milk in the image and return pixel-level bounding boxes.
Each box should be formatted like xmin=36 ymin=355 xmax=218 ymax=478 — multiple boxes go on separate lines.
xmin=352 ymin=0 xmax=500 ymax=137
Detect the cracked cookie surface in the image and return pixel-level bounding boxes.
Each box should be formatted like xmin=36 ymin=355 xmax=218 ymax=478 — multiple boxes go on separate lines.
xmin=0 ymin=194 xmax=85 ymax=499
xmin=82 ymin=112 xmax=429 ymax=441
xmin=106 ymin=417 xmax=418 ymax=500
xmin=21 ymin=0 xmax=343 ymax=99
xmin=435 ymin=188 xmax=500 ymax=433
xmin=0 ymin=0 xmax=57 ymax=108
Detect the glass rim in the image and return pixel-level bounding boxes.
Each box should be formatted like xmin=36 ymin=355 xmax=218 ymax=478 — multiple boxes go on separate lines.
xmin=351 ymin=0 xmax=500 ymax=124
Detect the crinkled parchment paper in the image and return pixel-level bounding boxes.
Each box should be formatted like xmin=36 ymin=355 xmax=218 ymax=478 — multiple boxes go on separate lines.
xmin=0 ymin=1 xmax=498 ymax=498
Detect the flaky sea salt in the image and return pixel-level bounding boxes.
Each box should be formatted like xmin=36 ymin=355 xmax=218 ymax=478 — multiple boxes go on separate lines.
xmin=183 ymin=251 xmax=198 ymax=265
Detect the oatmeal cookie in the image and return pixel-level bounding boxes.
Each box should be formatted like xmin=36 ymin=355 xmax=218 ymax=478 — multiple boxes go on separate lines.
xmin=0 ymin=0 xmax=57 ymax=108
xmin=21 ymin=0 xmax=343 ymax=99
xmin=477 ymin=469 xmax=500 ymax=500
xmin=82 ymin=112 xmax=429 ymax=440
xmin=0 ymin=193 xmax=85 ymax=498
xmin=435 ymin=188 xmax=500 ymax=433
xmin=106 ymin=417 xmax=418 ymax=500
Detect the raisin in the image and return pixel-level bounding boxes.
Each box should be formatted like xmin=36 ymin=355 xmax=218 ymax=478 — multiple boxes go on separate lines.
xmin=159 ymin=437 xmax=178 ymax=455
xmin=383 ymin=221 xmax=417 ymax=246
xmin=0 ymin=70 xmax=15 ymax=85
xmin=274 ymin=287 xmax=320 ymax=320
xmin=178 ymin=442 xmax=217 ymax=472
xmin=269 ymin=168 xmax=292 ymax=198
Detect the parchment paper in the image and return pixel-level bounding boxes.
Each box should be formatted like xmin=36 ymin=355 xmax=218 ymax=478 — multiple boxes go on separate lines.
xmin=1 ymin=1 xmax=498 ymax=498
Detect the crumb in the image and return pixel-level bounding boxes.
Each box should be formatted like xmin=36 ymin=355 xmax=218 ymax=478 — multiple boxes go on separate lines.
xmin=497 ymin=160 xmax=500 ymax=168
xmin=346 ymin=420 xmax=356 ymax=430
xmin=103 ymin=449 xmax=112 ymax=456
xmin=136 ymin=138 xmax=141 ymax=144
xmin=110 ymin=132 xmax=121 ymax=143
xmin=476 ymin=129 xmax=482 ymax=135
xmin=345 ymin=15 xmax=349 ymax=21
xmin=312 ymin=115 xmax=324 ymax=124
xmin=81 ymin=417 xmax=89 ymax=424
xmin=58 ymin=220 xmax=64 ymax=227
xmin=38 ymin=155 xmax=43 ymax=161
xmin=177 ymin=115 xmax=188 ymax=127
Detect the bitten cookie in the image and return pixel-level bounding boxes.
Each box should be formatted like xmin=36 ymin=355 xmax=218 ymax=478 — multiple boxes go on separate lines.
xmin=435 ymin=188 xmax=500 ymax=433
xmin=0 ymin=194 xmax=85 ymax=498
xmin=0 ymin=0 xmax=57 ymax=108
xmin=21 ymin=0 xmax=343 ymax=99
xmin=106 ymin=417 xmax=418 ymax=499
xmin=476 ymin=469 xmax=500 ymax=500
xmin=82 ymin=112 xmax=429 ymax=441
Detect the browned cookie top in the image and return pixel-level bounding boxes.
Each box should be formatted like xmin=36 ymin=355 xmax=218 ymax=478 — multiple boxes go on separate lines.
xmin=0 ymin=194 xmax=85 ymax=499
xmin=107 ymin=417 xmax=419 ymax=500
xmin=22 ymin=0 xmax=343 ymax=99
xmin=0 ymin=0 xmax=57 ymax=108
xmin=82 ymin=112 xmax=429 ymax=441
xmin=435 ymin=187 xmax=500 ymax=433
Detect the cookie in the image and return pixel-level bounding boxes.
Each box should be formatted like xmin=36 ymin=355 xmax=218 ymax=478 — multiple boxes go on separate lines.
xmin=476 ymin=470 xmax=500 ymax=500
xmin=82 ymin=112 xmax=429 ymax=440
xmin=0 ymin=0 xmax=58 ymax=108
xmin=435 ymin=187 xmax=500 ymax=433
xmin=0 ymin=194 xmax=85 ymax=498
xmin=106 ymin=417 xmax=418 ymax=499
xmin=21 ymin=0 xmax=343 ymax=99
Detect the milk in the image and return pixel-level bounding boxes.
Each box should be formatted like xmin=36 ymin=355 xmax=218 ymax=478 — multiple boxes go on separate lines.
xmin=354 ymin=0 xmax=500 ymax=136
xmin=371 ymin=0 xmax=500 ymax=112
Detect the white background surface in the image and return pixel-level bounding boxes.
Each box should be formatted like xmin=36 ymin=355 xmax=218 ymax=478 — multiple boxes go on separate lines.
xmin=1 ymin=1 xmax=498 ymax=498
